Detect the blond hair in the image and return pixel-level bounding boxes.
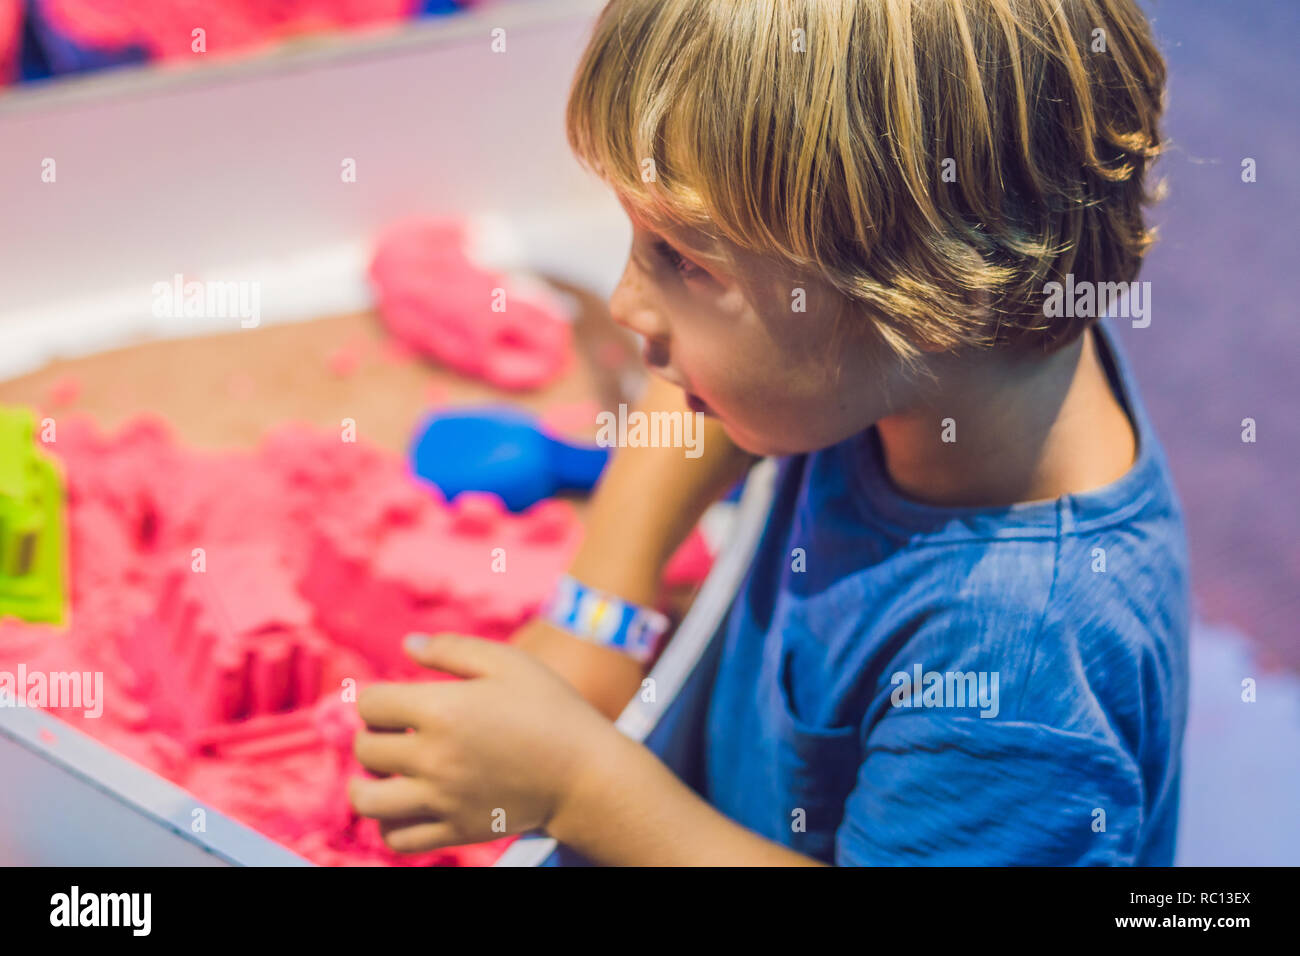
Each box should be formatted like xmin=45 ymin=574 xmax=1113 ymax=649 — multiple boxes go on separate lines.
xmin=566 ymin=0 xmax=1168 ymax=361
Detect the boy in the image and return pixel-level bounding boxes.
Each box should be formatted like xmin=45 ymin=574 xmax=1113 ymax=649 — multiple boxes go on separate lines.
xmin=349 ymin=0 xmax=1188 ymax=865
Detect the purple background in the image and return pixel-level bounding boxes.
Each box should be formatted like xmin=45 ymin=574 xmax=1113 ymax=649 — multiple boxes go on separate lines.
xmin=1121 ymin=0 xmax=1299 ymax=671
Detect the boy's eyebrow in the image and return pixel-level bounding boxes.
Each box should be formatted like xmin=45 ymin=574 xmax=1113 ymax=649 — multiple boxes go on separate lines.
xmin=619 ymin=194 xmax=727 ymax=263
xmin=643 ymin=222 xmax=731 ymax=272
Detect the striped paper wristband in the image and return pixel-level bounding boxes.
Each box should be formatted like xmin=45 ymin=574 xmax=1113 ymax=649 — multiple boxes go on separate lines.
xmin=542 ymin=574 xmax=671 ymax=665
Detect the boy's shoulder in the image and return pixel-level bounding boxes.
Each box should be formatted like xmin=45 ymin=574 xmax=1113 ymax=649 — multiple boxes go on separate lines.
xmin=801 ymin=318 xmax=1189 ymax=622
xmin=774 ymin=321 xmax=1190 ymax=731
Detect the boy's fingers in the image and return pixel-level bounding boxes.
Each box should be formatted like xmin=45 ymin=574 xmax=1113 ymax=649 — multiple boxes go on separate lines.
xmin=378 ymin=819 xmax=463 ymax=854
xmin=353 ymin=728 xmax=421 ymax=776
xmin=403 ymin=632 xmax=516 ymax=678
xmin=348 ymin=775 xmax=440 ymax=821
xmin=356 ymin=682 xmax=443 ymax=730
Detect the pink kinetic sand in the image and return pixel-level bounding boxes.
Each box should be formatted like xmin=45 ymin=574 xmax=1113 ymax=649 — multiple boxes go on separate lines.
xmin=34 ymin=0 xmax=418 ymax=64
xmin=0 ymin=0 xmax=19 ymax=84
xmin=661 ymin=526 xmax=715 ymax=590
xmin=45 ymin=376 xmax=81 ymax=407
xmin=327 ymin=342 xmax=363 ymax=377
xmin=0 ymin=414 xmax=585 ymax=866
xmin=368 ymin=220 xmax=573 ymax=391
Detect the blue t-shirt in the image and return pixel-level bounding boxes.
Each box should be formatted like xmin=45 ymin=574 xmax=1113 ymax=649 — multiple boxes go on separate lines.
xmin=701 ymin=319 xmax=1191 ymax=865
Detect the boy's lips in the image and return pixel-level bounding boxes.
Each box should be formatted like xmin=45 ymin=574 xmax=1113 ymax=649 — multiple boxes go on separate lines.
xmin=644 ymin=362 xmax=716 ymax=416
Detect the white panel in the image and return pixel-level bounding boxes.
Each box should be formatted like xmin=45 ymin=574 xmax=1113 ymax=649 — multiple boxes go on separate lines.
xmin=0 ymin=0 xmax=629 ymax=377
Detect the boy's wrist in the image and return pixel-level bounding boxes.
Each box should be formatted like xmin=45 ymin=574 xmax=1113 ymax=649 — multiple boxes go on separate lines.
xmin=546 ymin=725 xmax=646 ymax=851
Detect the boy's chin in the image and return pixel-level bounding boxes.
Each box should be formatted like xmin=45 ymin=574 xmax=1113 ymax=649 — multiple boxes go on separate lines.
xmin=724 ymin=418 xmax=868 ymax=459
xmin=721 ymin=422 xmax=811 ymax=459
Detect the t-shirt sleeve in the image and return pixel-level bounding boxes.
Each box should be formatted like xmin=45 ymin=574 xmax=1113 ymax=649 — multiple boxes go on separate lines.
xmin=835 ymin=711 xmax=1146 ymax=865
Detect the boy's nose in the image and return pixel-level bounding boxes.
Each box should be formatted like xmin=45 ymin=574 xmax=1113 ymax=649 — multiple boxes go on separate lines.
xmin=608 ymin=263 xmax=670 ymax=342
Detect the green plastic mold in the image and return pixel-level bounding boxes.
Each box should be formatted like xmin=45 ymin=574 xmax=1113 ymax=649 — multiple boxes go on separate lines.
xmin=0 ymin=406 xmax=68 ymax=626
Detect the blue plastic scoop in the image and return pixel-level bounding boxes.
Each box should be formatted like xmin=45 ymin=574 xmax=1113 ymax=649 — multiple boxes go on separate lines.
xmin=409 ymin=406 xmax=610 ymax=512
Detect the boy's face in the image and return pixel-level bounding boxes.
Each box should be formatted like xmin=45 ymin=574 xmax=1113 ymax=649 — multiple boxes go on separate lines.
xmin=608 ymin=201 xmax=914 ymax=457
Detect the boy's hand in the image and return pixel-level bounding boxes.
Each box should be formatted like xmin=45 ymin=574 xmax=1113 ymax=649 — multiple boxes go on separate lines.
xmin=348 ymin=633 xmax=618 ymax=853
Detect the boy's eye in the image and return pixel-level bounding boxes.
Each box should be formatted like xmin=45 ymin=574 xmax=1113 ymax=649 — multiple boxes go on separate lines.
xmin=653 ymin=240 xmax=706 ymax=280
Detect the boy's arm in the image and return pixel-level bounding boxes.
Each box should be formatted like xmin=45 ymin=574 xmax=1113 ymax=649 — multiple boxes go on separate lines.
xmin=548 ymin=722 xmax=825 ymax=866
xmin=513 ymin=374 xmax=755 ymax=719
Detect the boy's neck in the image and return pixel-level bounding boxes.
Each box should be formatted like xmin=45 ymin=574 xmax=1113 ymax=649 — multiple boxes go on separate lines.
xmin=874 ymin=327 xmax=1137 ymax=509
